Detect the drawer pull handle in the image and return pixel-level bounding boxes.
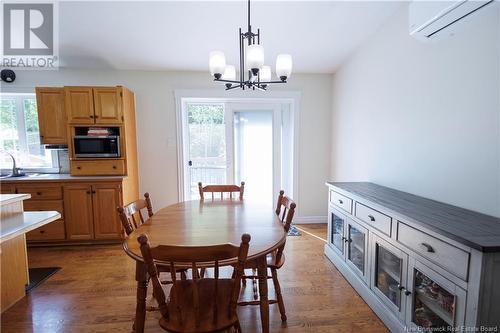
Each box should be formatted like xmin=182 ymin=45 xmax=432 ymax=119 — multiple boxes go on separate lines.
xmin=112 ymin=165 xmax=117 ymax=169
xmin=36 ymin=191 xmax=42 ymax=195
xmin=338 ymin=199 xmax=343 ymax=204
xmin=77 ymin=166 xmax=81 ymax=169
xmin=420 ymin=243 xmax=435 ymax=253
xmin=367 ymin=214 xmax=375 ymax=222
xmin=40 ymin=230 xmax=45 ymax=234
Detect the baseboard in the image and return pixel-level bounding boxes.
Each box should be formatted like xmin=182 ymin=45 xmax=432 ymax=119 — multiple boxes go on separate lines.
xmin=294 ymin=215 xmax=327 ymax=224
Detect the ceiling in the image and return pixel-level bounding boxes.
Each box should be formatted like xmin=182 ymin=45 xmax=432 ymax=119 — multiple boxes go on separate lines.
xmin=58 ymin=1 xmax=403 ymax=73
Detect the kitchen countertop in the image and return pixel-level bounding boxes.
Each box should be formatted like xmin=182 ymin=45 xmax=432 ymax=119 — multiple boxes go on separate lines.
xmin=326 ymin=182 xmax=500 ymax=252
xmin=0 ymin=194 xmax=61 ymax=244
xmin=1 ymin=173 xmax=126 ymax=182
xmin=0 ymin=193 xmax=31 ymax=205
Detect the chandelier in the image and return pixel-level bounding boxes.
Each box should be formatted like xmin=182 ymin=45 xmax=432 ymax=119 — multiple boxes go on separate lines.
xmin=208 ymin=0 xmax=293 ymax=91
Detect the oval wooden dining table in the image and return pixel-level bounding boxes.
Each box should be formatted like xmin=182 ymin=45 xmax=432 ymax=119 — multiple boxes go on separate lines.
xmin=123 ymin=199 xmax=287 ymax=333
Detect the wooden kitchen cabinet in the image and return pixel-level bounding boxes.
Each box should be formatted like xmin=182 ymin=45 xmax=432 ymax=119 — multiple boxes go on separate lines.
xmin=64 ymin=182 xmax=123 ymax=241
xmin=0 ymin=184 xmax=15 ymax=194
xmin=35 ymin=87 xmax=67 ymax=144
xmin=93 ymin=87 xmax=123 ymax=124
xmin=65 ymin=87 xmax=95 ymax=124
xmin=65 ymin=86 xmax=123 ymax=125
xmin=63 ymin=184 xmax=94 ymax=240
xmin=2 ymin=178 xmax=137 ymax=244
xmin=92 ymin=183 xmax=122 ymax=239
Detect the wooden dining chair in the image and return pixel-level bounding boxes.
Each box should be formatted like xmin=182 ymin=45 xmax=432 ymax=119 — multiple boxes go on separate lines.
xmin=238 ymin=190 xmax=296 ymax=322
xmin=117 ymin=192 xmax=154 ymax=235
xmin=198 ymin=182 xmax=245 ymax=200
xmin=117 ymin=193 xmax=182 ymax=310
xmin=138 ymin=233 xmax=251 ymax=333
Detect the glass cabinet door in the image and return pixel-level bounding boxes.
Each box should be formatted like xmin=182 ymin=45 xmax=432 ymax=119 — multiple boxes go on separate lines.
xmin=330 ymin=210 xmax=345 ymax=255
xmin=406 ymin=260 xmax=466 ymax=332
xmin=370 ymin=234 xmax=408 ymax=321
xmin=346 ymin=219 xmax=368 ymax=283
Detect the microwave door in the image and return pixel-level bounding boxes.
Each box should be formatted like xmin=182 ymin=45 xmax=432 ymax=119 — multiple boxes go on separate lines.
xmin=74 ymin=137 xmax=120 ymax=158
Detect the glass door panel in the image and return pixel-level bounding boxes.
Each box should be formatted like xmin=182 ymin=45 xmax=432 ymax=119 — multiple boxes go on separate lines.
xmin=330 ymin=211 xmax=345 ymax=255
xmin=185 ymin=103 xmax=228 ymax=199
xmin=347 ymin=223 xmax=366 ymax=274
xmin=407 ymin=261 xmax=466 ymax=332
xmin=375 ymin=245 xmax=403 ymax=307
xmin=233 ymin=110 xmax=273 ymax=205
xmin=370 ymin=234 xmax=408 ymax=321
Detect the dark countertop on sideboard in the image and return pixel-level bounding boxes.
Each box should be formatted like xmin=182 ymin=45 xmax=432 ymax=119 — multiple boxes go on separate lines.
xmin=327 ymin=182 xmax=500 ymax=253
xmin=1 ymin=173 xmax=126 ymax=183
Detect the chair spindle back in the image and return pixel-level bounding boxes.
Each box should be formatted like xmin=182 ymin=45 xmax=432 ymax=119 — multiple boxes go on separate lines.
xmin=198 ymin=182 xmax=245 ymax=200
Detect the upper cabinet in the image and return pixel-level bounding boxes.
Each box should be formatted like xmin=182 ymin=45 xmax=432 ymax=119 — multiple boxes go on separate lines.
xmin=35 ymin=87 xmax=67 ymax=144
xmin=65 ymin=86 xmax=123 ymax=125
xmin=93 ymin=87 xmax=123 ymax=124
xmin=65 ymin=87 xmax=95 ymax=124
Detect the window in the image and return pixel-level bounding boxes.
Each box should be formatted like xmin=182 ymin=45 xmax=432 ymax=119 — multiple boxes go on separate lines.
xmin=0 ymin=93 xmax=59 ymax=172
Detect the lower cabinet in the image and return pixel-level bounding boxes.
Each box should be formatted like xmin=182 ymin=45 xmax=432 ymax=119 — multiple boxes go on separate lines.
xmin=370 ymin=234 xmax=409 ymax=322
xmin=64 ymin=183 xmax=123 ymax=240
xmin=328 ymin=207 xmax=370 ymax=284
xmin=405 ymin=258 xmax=466 ymax=331
xmin=92 ymin=183 xmax=122 ymax=239
xmin=64 ymin=184 xmax=95 ymax=240
xmin=327 ymin=204 xmax=469 ymax=332
xmin=1 ymin=178 xmax=136 ymax=243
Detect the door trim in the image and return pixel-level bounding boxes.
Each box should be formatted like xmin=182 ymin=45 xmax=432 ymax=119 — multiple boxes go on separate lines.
xmin=174 ymin=89 xmax=301 ymax=206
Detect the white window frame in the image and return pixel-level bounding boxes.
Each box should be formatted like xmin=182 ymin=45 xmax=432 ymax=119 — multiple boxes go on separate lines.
xmin=0 ymin=93 xmax=59 ymax=173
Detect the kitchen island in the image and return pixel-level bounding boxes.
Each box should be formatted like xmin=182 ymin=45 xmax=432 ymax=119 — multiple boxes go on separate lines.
xmin=0 ymin=194 xmax=60 ymax=312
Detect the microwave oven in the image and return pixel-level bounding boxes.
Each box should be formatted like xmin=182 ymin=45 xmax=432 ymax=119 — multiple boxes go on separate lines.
xmin=73 ymin=135 xmax=120 ymax=158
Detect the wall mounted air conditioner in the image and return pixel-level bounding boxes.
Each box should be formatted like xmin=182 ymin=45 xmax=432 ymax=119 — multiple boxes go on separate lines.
xmin=409 ymin=0 xmax=493 ymax=39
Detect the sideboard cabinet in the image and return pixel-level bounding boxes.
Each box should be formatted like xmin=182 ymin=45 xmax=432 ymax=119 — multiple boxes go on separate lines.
xmin=325 ymin=182 xmax=500 ymax=332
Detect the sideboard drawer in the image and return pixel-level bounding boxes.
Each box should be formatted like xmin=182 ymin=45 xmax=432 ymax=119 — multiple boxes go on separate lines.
xmin=330 ymin=190 xmax=352 ymax=214
xmin=397 ymin=222 xmax=469 ymax=280
xmin=15 ymin=184 xmax=62 ymax=200
xmin=355 ymin=202 xmax=392 ymax=236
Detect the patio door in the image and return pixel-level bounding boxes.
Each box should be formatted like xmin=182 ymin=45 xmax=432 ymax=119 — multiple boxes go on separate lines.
xmin=181 ymin=100 xmax=291 ymax=205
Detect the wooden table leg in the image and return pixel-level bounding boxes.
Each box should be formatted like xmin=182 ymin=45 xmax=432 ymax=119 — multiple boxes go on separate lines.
xmin=134 ymin=261 xmax=148 ymax=333
xmin=257 ymin=256 xmax=270 ymax=333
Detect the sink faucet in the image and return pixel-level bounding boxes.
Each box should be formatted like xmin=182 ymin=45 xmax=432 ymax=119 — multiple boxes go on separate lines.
xmin=2 ymin=151 xmax=25 ymax=177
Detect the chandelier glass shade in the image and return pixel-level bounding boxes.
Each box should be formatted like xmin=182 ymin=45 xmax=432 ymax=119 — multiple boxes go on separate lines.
xmin=208 ymin=0 xmax=292 ymax=91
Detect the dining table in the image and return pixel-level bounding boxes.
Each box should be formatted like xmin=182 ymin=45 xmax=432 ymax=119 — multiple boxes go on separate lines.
xmin=122 ymin=199 xmax=287 ymax=333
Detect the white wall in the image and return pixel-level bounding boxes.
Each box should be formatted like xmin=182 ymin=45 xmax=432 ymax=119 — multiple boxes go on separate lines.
xmin=1 ymin=70 xmax=332 ymax=219
xmin=331 ymin=4 xmax=500 ymax=217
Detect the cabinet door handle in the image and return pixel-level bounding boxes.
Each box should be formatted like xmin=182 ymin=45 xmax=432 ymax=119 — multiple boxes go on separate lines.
xmin=420 ymin=243 xmax=435 ymax=253
xmin=338 ymin=199 xmax=343 ymax=204
xmin=397 ymin=285 xmax=412 ymax=296
xmin=86 ymin=190 xmax=91 ymax=194
xmin=90 ymin=115 xmax=94 ymax=119
xmin=40 ymin=230 xmax=45 ymax=234
xmin=91 ymin=190 xmax=96 ymax=194
xmin=94 ymin=115 xmax=99 ymax=118
xmin=368 ymin=214 xmax=375 ymax=222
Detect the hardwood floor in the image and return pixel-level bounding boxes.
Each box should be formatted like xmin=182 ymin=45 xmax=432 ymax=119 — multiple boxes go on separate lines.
xmin=1 ymin=224 xmax=388 ymax=333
